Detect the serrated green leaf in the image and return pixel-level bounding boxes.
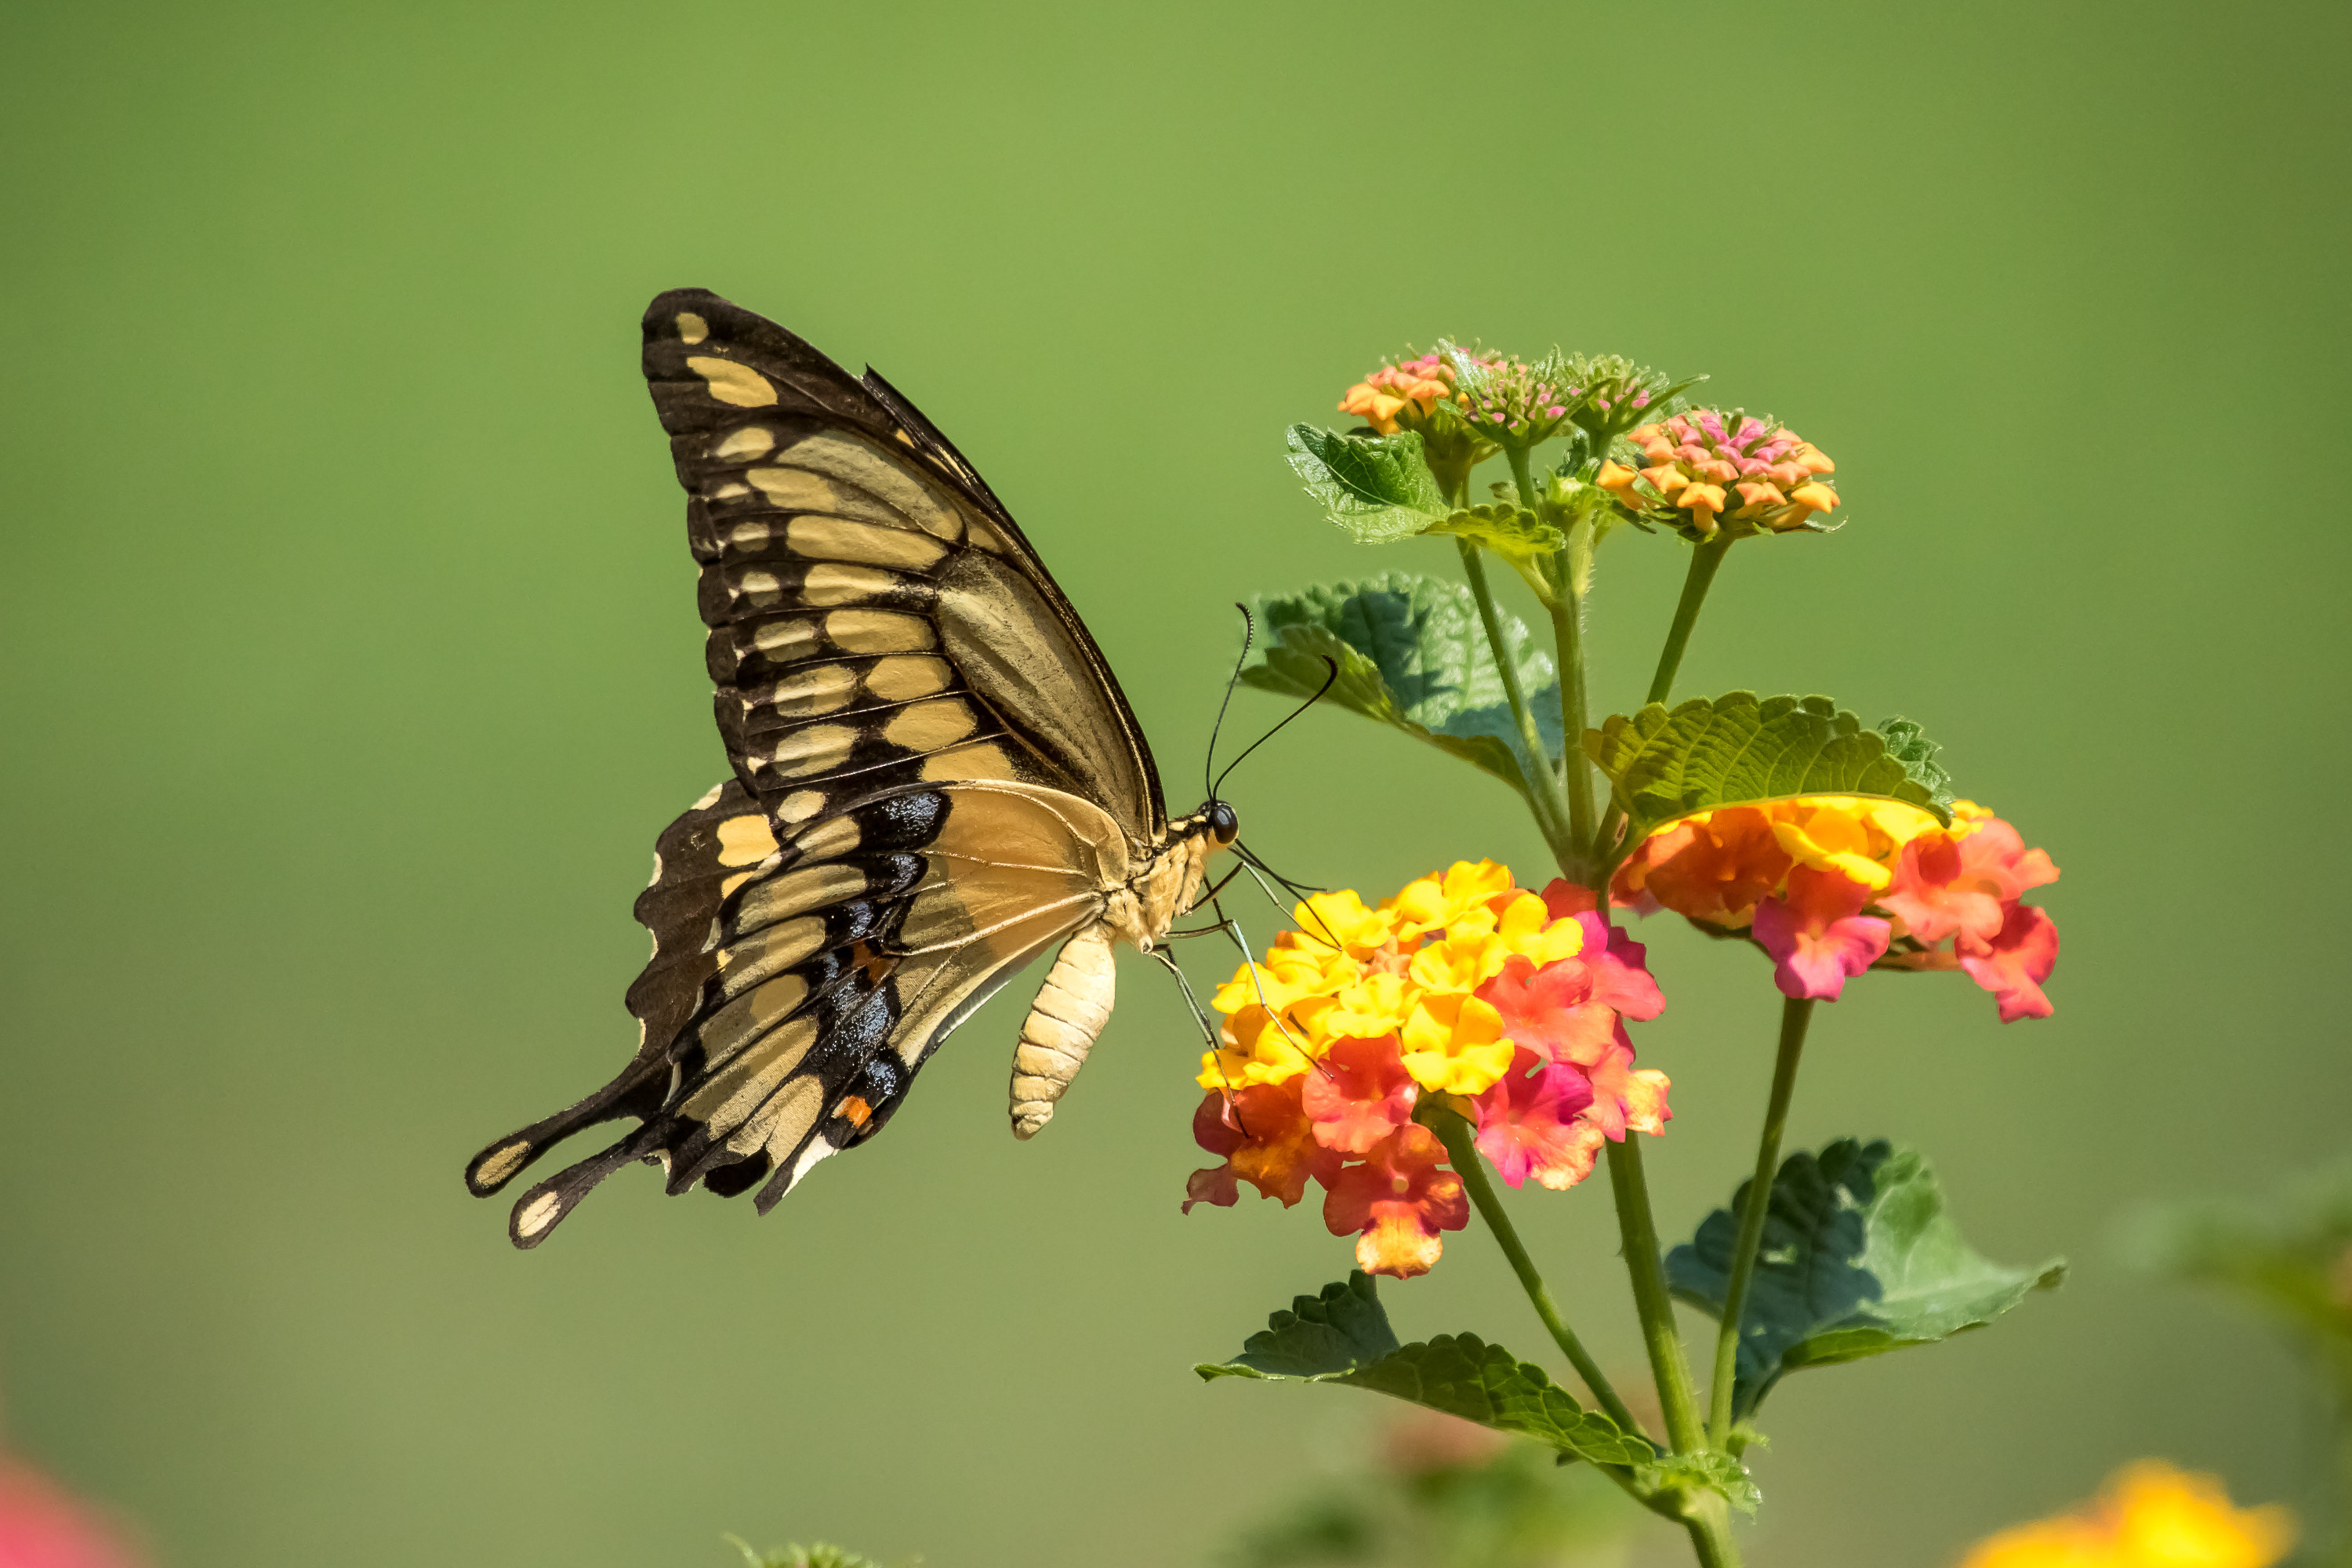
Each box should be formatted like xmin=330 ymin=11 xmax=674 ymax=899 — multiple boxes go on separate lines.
xmin=1242 ymin=573 xmax=1561 ymax=797
xmin=1419 ymin=503 xmax=1568 ymax=566
xmin=1584 ymin=692 xmax=1955 ymax=851
xmin=1199 ymin=1274 xmax=1653 ymax=1468
xmin=1286 ymin=424 xmax=1449 ymax=543
xmin=1667 ymin=1139 xmax=2066 ymax=1419
xmin=1194 ymin=1272 xmax=1399 ymax=1378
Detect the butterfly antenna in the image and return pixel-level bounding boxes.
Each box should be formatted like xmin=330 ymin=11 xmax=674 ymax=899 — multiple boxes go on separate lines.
xmin=1203 ymin=604 xmax=1255 ymax=803
xmin=1152 ymin=948 xmax=1253 ymax=1140
xmin=1211 ymin=654 xmax=1338 ymax=800
xmin=1232 ymin=842 xmax=1341 ymax=949
xmin=1232 ymin=851 xmax=1343 ymax=953
xmin=1211 ymin=893 xmax=1332 ymax=1080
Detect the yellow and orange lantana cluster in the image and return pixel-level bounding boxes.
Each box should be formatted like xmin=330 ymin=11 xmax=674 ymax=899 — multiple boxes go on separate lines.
xmin=1184 ymin=862 xmax=1671 ymax=1278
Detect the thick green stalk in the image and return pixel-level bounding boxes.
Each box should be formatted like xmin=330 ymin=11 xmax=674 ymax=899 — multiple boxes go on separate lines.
xmin=1682 ymin=1501 xmax=1742 ymax=1568
xmin=1426 ymin=1107 xmax=1643 ymax=1436
xmin=1504 ymin=445 xmax=1539 ymax=509
xmin=1606 ymin=1137 xmax=1708 ymax=1455
xmin=1609 ymin=1136 xmax=1744 ymax=1566
xmin=1549 ymin=566 xmax=1598 ymax=858
xmin=1707 ymin=996 xmax=1815 ymax=1446
xmin=1455 ymin=538 xmax=1578 ymax=869
xmin=1646 ymin=532 xmax=1735 ymax=706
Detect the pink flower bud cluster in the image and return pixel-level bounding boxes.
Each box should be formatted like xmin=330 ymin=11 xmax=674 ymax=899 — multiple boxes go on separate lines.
xmin=1598 ymin=410 xmax=1838 ymax=536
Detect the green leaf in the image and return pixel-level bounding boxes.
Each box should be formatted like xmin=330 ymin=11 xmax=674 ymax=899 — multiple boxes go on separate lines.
xmin=1584 ymin=691 xmax=1956 ymax=850
xmin=1200 ymin=1274 xmax=1654 ymax=1468
xmin=1418 ymin=503 xmax=1568 ymax=567
xmin=1196 ymin=1272 xmax=1400 ymax=1378
xmin=1286 ymin=424 xmax=1449 ymax=543
xmin=1243 ymin=573 xmax=1562 ymax=797
xmin=1667 ymin=1139 xmax=2067 ymax=1420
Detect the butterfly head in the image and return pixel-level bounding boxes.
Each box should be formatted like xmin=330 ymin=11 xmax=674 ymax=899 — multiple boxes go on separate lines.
xmin=1205 ymin=799 xmax=1240 ymax=848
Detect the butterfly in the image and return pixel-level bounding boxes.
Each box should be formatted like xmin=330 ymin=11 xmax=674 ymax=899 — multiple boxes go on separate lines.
xmin=464 ymin=289 xmax=1245 ymax=1247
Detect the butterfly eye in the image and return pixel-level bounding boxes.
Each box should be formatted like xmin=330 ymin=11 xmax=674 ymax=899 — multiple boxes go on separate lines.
xmin=1208 ymin=801 xmax=1240 ymax=845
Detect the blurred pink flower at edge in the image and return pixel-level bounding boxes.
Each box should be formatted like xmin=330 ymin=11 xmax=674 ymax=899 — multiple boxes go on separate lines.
xmin=0 ymin=1452 xmax=146 ymax=1568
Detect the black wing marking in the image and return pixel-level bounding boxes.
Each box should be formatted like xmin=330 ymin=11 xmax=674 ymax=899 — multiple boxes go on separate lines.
xmin=641 ymin=288 xmax=1165 ymax=840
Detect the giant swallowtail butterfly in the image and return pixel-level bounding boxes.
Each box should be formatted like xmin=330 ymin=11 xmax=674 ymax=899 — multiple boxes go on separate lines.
xmin=464 ymin=289 xmax=1240 ymax=1247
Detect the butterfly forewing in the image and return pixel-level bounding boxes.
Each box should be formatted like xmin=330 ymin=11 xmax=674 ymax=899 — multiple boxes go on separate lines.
xmin=465 ymin=290 xmax=1171 ymax=1246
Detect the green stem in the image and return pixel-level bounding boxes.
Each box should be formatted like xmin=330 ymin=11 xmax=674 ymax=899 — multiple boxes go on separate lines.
xmin=1682 ymin=1500 xmax=1742 ymax=1568
xmin=1646 ymin=532 xmax=1734 ymax=707
xmin=1550 ymin=565 xmax=1597 ymax=860
xmin=1610 ymin=1138 xmax=1744 ymax=1566
xmin=1606 ymin=1137 xmax=1708 ymax=1456
xmin=1593 ymin=531 xmax=1737 ymax=866
xmin=1707 ymin=996 xmax=1814 ymax=1446
xmin=1504 ymin=445 xmax=1538 ymax=509
xmin=1426 ymin=1107 xmax=1644 ymax=1437
xmin=1456 ymin=538 xmax=1578 ymax=869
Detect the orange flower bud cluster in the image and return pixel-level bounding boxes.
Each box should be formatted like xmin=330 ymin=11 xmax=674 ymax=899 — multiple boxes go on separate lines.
xmin=1595 ymin=409 xmax=1838 ymax=538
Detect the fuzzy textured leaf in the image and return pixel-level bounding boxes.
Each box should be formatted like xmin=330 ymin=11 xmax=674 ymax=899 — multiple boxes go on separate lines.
xmin=1243 ymin=573 xmax=1562 ymax=797
xmin=1667 ymin=1139 xmax=2066 ymax=1419
xmin=1584 ymin=692 xmax=1955 ymax=848
xmin=1287 ymin=424 xmax=1450 ymax=543
xmin=1199 ymin=1275 xmax=1653 ymax=1468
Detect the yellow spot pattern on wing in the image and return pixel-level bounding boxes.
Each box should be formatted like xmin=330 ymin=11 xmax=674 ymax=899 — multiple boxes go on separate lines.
xmin=713 ymin=425 xmax=775 ymax=460
xmin=786 ymin=516 xmax=949 ymax=572
xmin=474 ymin=1141 xmax=531 ymax=1189
xmin=687 ymin=355 xmax=779 ymax=408
xmin=825 ymin=608 xmax=934 ymax=655
xmin=802 ymin=562 xmax=909 ymax=607
xmin=865 ymin=655 xmax=952 ymax=703
xmin=920 ymin=741 xmax=1017 ymax=783
xmin=790 ymin=815 xmax=862 ymax=860
xmin=516 ymin=1191 xmax=562 ymax=1238
xmin=767 ymin=662 xmax=859 ymax=717
xmin=775 ymin=790 xmax=826 ymax=823
xmin=716 ymin=814 xmax=780 ymax=867
xmin=676 ymin=312 xmax=710 ymax=344
xmin=883 ymin=698 xmax=978 ymax=753
xmin=768 ymin=724 xmax=858 ymax=776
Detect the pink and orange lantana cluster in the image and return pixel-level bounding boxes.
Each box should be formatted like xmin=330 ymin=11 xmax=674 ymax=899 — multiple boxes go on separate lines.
xmin=1597 ymin=410 xmax=1838 ymax=536
xmin=1184 ymin=862 xmax=1670 ymax=1279
xmin=1613 ymin=797 xmax=2060 ymax=1021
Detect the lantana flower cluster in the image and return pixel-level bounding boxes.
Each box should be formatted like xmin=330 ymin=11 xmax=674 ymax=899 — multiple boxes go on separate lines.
xmin=1338 ymin=353 xmax=1470 ymax=437
xmin=1340 ymin=347 xmax=1619 ymax=450
xmin=1597 ymin=409 xmax=1838 ymax=538
xmin=1184 ymin=861 xmax=1670 ymax=1279
xmin=1613 ymin=797 xmax=2060 ymax=1021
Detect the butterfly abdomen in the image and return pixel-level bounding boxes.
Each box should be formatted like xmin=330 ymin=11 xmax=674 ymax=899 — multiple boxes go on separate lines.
xmin=1010 ymin=923 xmax=1118 ymax=1139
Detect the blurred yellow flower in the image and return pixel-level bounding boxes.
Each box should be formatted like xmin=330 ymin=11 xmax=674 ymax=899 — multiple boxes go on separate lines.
xmin=1958 ymin=1462 xmax=2295 ymax=1568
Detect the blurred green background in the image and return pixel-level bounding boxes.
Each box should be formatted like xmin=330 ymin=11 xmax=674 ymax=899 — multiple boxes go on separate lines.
xmin=2 ymin=2 xmax=2346 ymax=1563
